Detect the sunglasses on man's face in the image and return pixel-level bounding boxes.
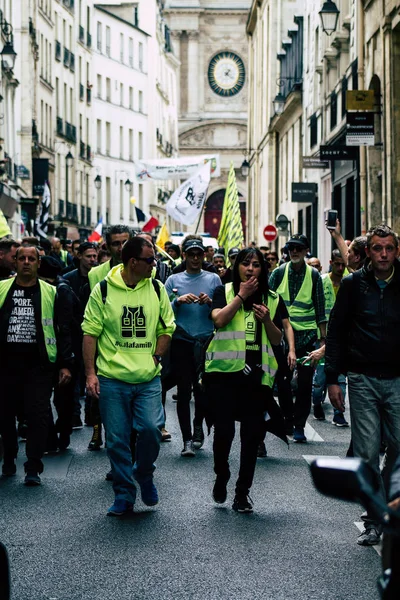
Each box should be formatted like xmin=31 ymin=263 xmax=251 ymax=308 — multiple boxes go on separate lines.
xmin=186 ymin=251 xmax=204 ymax=258
xmin=135 ymin=256 xmax=156 ymax=265
xmin=287 ymin=244 xmax=305 ymax=252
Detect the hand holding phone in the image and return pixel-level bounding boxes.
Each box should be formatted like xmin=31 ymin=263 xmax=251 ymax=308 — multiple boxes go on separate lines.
xmin=326 ymin=209 xmax=338 ymax=230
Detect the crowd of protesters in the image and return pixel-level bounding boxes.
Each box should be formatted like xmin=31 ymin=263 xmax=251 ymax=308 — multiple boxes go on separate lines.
xmin=0 ymin=221 xmax=399 ymax=542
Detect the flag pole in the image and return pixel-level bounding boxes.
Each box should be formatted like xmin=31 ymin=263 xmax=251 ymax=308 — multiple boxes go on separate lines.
xmin=194 ymin=196 xmax=207 ymax=234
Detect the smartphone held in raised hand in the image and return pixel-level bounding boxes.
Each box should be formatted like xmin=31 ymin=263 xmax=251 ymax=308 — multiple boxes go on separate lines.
xmin=325 ymin=209 xmax=338 ymax=230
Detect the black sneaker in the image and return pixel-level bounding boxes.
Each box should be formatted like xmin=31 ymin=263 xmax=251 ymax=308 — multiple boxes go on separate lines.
xmin=357 ymin=526 xmax=381 ymax=546
xmin=72 ymin=416 xmax=83 ymax=430
xmin=24 ymin=471 xmax=41 ymax=486
xmin=313 ymin=404 xmax=326 ymax=420
xmin=232 ymin=493 xmax=253 ymax=513
xmin=2 ymin=460 xmax=16 ymax=477
xmin=332 ymin=413 xmax=349 ymax=427
xmin=58 ymin=432 xmax=70 ymax=451
xmin=213 ymin=477 xmax=228 ymax=504
xmin=193 ymin=424 xmax=204 ymax=449
xmin=257 ymin=441 xmax=267 ymax=458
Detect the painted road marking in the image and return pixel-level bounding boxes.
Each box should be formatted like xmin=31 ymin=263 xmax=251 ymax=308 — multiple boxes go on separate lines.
xmin=304 ymin=422 xmax=324 ymax=442
xmin=302 ymin=454 xmax=341 ymax=465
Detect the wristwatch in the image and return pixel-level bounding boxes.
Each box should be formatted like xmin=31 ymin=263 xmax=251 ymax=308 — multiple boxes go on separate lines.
xmin=153 ymin=354 xmax=162 ymax=364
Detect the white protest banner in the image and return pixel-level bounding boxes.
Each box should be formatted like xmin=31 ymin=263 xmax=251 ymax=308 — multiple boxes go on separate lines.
xmin=165 ymin=162 xmax=211 ymax=226
xmin=134 ymin=155 xmax=220 ymax=182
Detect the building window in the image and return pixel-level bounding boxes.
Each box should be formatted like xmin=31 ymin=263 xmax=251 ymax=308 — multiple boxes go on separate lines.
xmin=97 ymin=74 xmax=102 ymax=99
xmin=119 ymin=126 xmax=123 ymax=159
xmin=120 ymin=180 xmax=124 ymax=221
xmin=139 ymin=42 xmax=143 ymax=70
xmin=129 ymin=38 xmax=134 ymax=67
xmin=138 ymin=90 xmax=143 ymax=113
xmin=341 ymin=77 xmax=348 ymax=118
xmin=106 ymin=77 xmax=111 ymax=102
xmin=106 ymin=26 xmax=110 ymax=57
xmin=106 ymin=122 xmax=111 ymax=156
xmin=106 ymin=177 xmax=111 ymax=224
xmin=138 ymin=183 xmax=143 ymax=208
xmin=138 ymin=131 xmax=143 ymax=159
xmin=129 ymin=129 xmax=133 ymax=161
xmin=352 ymin=59 xmax=358 ymax=90
xmin=96 ymin=119 xmax=101 ymax=153
xmin=129 ymin=86 xmax=133 ymax=109
xmin=97 ymin=21 xmax=102 ymax=52
xmin=120 ymin=33 xmax=124 ymax=63
xmin=310 ymin=114 xmax=318 ymax=148
xmin=330 ymin=91 xmax=337 ymax=130
xmin=120 ymin=83 xmax=124 ymax=106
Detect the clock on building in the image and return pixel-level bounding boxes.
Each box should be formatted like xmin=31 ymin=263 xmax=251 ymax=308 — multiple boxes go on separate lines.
xmin=208 ymin=52 xmax=245 ymax=97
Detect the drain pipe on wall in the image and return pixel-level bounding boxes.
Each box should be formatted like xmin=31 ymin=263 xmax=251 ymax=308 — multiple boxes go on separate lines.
xmin=357 ymin=0 xmax=367 ymax=234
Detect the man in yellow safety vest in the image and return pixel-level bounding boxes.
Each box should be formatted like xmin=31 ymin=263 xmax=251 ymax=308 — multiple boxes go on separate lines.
xmin=269 ymin=234 xmax=327 ymax=443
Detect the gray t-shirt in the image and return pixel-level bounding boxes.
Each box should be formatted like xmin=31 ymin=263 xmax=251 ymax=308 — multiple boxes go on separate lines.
xmin=165 ymin=270 xmax=222 ymax=340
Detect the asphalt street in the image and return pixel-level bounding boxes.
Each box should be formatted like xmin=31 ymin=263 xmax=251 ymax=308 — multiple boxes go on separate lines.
xmin=1 ymin=390 xmax=381 ymax=600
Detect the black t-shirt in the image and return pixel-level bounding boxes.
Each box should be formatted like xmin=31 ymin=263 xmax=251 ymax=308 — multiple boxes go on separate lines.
xmin=210 ymin=285 xmax=288 ymax=380
xmin=1 ymin=281 xmax=41 ymax=365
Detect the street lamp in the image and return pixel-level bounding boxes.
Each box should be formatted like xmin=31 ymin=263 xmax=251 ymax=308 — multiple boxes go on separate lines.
xmin=65 ymin=151 xmax=74 ymax=218
xmin=66 ymin=151 xmax=74 ymax=168
xmin=240 ymin=159 xmax=250 ymax=178
xmin=94 ymin=174 xmax=102 ymax=190
xmin=1 ymin=40 xmax=17 ymax=71
xmin=0 ymin=15 xmax=17 ymax=71
xmin=124 ymin=178 xmax=133 ymax=192
xmin=319 ymin=0 xmax=340 ymax=36
xmin=273 ymin=93 xmax=286 ymax=115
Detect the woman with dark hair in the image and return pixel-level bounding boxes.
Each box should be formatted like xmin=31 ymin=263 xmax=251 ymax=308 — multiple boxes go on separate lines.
xmin=204 ymin=247 xmax=288 ymax=513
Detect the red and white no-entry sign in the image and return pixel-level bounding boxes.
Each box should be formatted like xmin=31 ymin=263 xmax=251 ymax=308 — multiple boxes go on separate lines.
xmin=263 ymin=224 xmax=278 ymax=243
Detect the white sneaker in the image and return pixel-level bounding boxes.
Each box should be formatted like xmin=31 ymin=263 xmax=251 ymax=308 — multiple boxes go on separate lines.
xmin=181 ymin=440 xmax=195 ymax=457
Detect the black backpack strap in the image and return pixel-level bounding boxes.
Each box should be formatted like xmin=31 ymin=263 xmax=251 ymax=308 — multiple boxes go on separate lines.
xmin=151 ymin=278 xmax=167 ymax=329
xmin=99 ymin=279 xmax=108 ymax=304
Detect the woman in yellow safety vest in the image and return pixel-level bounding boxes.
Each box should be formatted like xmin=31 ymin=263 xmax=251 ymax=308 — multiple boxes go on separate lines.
xmin=204 ymin=247 xmax=288 ymax=513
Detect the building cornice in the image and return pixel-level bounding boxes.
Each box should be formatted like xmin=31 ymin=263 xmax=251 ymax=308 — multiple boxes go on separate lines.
xmin=94 ymin=5 xmax=150 ymax=36
xmin=269 ymin=90 xmax=302 ymax=135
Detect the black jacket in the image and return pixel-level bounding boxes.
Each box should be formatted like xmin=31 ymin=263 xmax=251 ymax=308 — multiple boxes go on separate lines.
xmin=325 ymin=261 xmax=400 ymax=383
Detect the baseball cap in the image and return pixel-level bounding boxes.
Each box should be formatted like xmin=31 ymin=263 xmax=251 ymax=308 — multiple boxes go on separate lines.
xmin=183 ymin=239 xmax=205 ymax=253
xmin=287 ymin=234 xmax=310 ymax=249
xmin=78 ymin=242 xmax=97 ymax=254
xmin=228 ymin=247 xmax=240 ymax=257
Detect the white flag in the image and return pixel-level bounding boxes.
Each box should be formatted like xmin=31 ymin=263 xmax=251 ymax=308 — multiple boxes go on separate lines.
xmin=165 ymin=162 xmax=211 ymax=226
xmin=35 ymin=182 xmax=51 ymax=239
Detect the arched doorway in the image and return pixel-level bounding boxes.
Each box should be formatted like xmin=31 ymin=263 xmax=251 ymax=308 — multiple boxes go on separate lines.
xmin=204 ymin=189 xmax=246 ymax=239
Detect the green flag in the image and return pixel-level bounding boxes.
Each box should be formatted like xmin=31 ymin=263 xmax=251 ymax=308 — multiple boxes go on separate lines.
xmin=0 ymin=208 xmax=11 ymax=238
xmin=217 ymin=162 xmax=244 ymax=255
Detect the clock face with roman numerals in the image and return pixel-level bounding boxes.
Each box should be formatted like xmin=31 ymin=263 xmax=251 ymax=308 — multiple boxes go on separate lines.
xmin=208 ymin=52 xmax=245 ymax=97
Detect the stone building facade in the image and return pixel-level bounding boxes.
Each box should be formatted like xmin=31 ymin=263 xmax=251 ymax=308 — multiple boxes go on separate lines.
xmin=164 ymin=0 xmax=250 ymax=238
xmin=247 ymin=0 xmax=400 ymax=264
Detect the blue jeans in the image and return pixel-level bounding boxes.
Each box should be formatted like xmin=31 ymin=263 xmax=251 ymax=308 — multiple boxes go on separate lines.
xmin=312 ymin=363 xmax=346 ymax=415
xmin=99 ymin=375 xmax=164 ymax=504
xmin=348 ymin=373 xmax=400 ymax=523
